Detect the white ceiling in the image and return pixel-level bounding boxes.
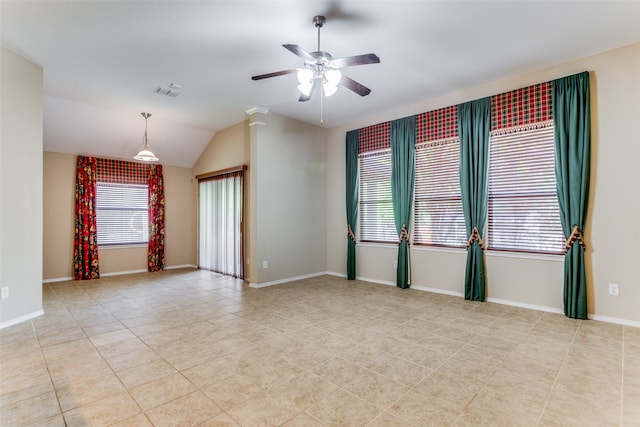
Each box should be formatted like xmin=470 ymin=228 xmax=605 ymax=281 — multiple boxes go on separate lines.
xmin=2 ymin=1 xmax=640 ymax=168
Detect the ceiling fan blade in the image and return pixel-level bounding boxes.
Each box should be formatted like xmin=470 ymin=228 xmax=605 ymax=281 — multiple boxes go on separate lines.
xmin=341 ymin=75 xmax=372 ymax=96
xmin=331 ymin=53 xmax=380 ymax=68
xmin=298 ymin=80 xmax=318 ymax=102
xmin=251 ymin=69 xmax=297 ymax=80
xmin=283 ymin=44 xmax=316 ymax=63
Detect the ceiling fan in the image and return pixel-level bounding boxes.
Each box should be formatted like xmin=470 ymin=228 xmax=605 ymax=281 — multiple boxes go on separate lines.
xmin=251 ymin=15 xmax=380 ymax=103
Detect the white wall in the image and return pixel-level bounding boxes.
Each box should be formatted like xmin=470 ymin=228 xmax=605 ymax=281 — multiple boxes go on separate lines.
xmin=326 ymin=42 xmax=640 ymax=323
xmin=0 ymin=47 xmax=44 ymax=326
xmin=250 ymin=113 xmax=327 ymax=285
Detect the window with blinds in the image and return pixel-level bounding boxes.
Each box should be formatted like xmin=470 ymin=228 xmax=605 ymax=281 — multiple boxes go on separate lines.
xmin=487 ymin=124 xmax=564 ymax=254
xmin=359 ymin=150 xmax=397 ymax=243
xmin=414 ymin=139 xmax=466 ymax=247
xmin=96 ymin=182 xmax=149 ymax=245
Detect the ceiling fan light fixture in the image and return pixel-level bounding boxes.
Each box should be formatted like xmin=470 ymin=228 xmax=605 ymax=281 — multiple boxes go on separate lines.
xmin=298 ymin=82 xmax=313 ymax=96
xmin=133 ymin=112 xmax=159 ymax=162
xmin=297 ymin=68 xmax=314 ymax=84
xmin=325 ymin=69 xmax=341 ymax=86
xmin=323 ymin=83 xmax=338 ymax=97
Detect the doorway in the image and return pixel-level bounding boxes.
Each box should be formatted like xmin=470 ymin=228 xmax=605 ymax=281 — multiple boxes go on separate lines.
xmin=197 ymin=167 xmax=245 ymax=279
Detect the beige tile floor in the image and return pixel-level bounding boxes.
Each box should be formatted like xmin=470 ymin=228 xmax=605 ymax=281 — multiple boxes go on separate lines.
xmin=1 ymin=269 xmax=639 ymax=426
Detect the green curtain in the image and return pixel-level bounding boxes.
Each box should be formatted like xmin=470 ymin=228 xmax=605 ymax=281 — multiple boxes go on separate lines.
xmin=391 ymin=116 xmax=416 ymax=289
xmin=345 ymin=130 xmax=359 ymax=280
xmin=553 ymin=72 xmax=591 ymax=319
xmin=458 ymin=97 xmax=491 ymax=301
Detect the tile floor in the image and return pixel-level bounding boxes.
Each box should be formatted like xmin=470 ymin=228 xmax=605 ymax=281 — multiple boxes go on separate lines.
xmin=1 ymin=269 xmax=639 ymax=426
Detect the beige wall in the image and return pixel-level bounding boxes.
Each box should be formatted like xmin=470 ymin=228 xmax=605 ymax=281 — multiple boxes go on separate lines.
xmin=42 ymin=152 xmax=75 ymax=279
xmin=326 ymin=42 xmax=640 ymax=323
xmin=192 ymin=121 xmax=251 ymax=280
xmin=0 ymin=47 xmax=44 ymax=325
xmin=250 ymin=113 xmax=327 ymax=285
xmin=194 ymin=113 xmax=327 ymax=285
xmin=42 ymin=152 xmax=196 ymax=280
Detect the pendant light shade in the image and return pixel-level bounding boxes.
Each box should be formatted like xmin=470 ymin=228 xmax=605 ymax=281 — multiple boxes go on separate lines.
xmin=134 ymin=112 xmax=159 ymax=162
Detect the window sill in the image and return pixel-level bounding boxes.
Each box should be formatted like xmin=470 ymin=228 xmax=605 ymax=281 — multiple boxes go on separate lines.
xmin=486 ymin=250 xmax=564 ymax=262
xmin=357 ymin=242 xmax=397 ymax=249
xmin=412 ymin=245 xmax=467 ymax=255
xmin=99 ymin=243 xmax=148 ymax=250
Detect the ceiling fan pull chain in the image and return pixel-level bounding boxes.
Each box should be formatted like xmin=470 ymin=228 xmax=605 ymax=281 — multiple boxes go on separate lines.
xmin=320 ymin=85 xmax=325 ymax=126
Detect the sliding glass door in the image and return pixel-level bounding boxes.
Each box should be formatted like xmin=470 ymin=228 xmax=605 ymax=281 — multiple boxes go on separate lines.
xmin=198 ymin=170 xmax=243 ymax=278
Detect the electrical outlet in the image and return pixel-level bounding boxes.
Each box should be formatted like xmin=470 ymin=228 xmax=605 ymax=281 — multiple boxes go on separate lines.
xmin=393 ymin=260 xmax=398 ymax=268
xmin=262 ymin=261 xmax=268 ymax=269
xmin=608 ymin=283 xmax=619 ymax=296
xmin=1 ymin=287 xmax=8 ymax=299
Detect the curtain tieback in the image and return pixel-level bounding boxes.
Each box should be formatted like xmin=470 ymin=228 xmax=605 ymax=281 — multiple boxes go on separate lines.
xmin=398 ymin=224 xmax=410 ymax=246
xmin=466 ymin=227 xmax=485 ymax=249
xmin=347 ymin=224 xmax=357 ymax=244
xmin=563 ymin=225 xmax=586 ymax=253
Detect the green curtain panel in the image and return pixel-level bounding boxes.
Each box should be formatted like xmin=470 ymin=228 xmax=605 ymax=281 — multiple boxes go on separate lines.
xmin=345 ymin=129 xmax=359 ymax=280
xmin=458 ymin=97 xmax=491 ymax=301
xmin=391 ymin=116 xmax=416 ymax=289
xmin=553 ymin=72 xmax=591 ymax=319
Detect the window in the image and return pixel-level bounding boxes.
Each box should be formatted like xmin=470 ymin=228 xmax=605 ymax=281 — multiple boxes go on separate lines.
xmin=487 ymin=124 xmax=564 ymax=254
xmin=96 ymin=182 xmax=149 ymax=245
xmin=414 ymin=139 xmax=465 ymax=247
xmin=359 ymin=150 xmax=396 ymax=243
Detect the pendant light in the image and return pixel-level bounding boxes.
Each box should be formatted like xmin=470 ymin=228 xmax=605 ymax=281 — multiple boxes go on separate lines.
xmin=133 ymin=112 xmax=159 ymax=162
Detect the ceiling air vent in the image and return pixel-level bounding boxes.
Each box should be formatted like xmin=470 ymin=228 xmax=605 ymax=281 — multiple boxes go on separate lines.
xmin=155 ymin=86 xmax=180 ymax=97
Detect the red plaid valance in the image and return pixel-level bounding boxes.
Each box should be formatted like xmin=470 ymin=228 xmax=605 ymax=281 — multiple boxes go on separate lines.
xmin=416 ymin=106 xmax=458 ymax=143
xmin=491 ymin=81 xmax=552 ymax=131
xmin=359 ymin=122 xmax=390 ymax=154
xmin=96 ymin=158 xmax=149 ymax=185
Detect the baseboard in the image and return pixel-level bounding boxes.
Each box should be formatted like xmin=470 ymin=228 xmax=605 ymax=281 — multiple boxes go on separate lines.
xmin=165 ymin=264 xmax=198 ymax=270
xmin=100 ymin=269 xmax=148 ymax=277
xmin=589 ymin=314 xmax=640 ymax=328
xmin=42 ymin=265 xmax=198 ymax=283
xmin=249 ymin=271 xmax=328 ymax=288
xmin=43 ymin=276 xmax=73 ymax=283
xmin=412 ymin=285 xmax=464 ymax=298
xmin=0 ymin=309 xmax=44 ymax=330
xmin=327 ymin=271 xmax=458 ymax=293
xmin=485 ymin=297 xmax=564 ymax=315
xmin=327 ymin=272 xmax=395 ymax=288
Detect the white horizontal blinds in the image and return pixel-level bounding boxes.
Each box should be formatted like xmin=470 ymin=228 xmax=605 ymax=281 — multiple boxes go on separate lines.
xmin=358 ymin=121 xmax=395 ymax=243
xmin=487 ymin=124 xmax=564 ymax=253
xmin=413 ymin=106 xmax=464 ymax=247
xmin=96 ymin=182 xmax=149 ymax=245
xmin=414 ymin=139 xmax=466 ymax=247
xmin=359 ymin=150 xmax=396 ymax=242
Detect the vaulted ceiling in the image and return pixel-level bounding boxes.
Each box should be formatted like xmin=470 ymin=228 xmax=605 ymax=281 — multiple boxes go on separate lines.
xmin=3 ymin=1 xmax=640 ymax=167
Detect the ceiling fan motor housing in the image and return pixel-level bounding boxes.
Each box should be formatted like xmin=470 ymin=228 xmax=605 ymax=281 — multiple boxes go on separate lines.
xmin=313 ymin=15 xmax=326 ymax=28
